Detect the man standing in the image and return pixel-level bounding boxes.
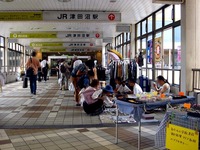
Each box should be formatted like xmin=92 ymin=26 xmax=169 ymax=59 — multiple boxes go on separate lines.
xmin=59 ymin=60 xmax=70 ymax=90
xmin=26 ymin=51 xmax=40 ymax=95
xmin=41 ymin=56 xmax=49 ymax=82
xmin=73 ymin=56 xmax=82 ymax=69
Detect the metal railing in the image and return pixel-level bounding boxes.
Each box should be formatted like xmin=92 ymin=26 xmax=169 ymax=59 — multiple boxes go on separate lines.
xmin=192 ymin=69 xmax=200 ymax=91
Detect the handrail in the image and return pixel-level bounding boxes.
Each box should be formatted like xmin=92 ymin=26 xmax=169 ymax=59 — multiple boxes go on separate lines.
xmin=140 ymin=67 xmax=181 ymax=71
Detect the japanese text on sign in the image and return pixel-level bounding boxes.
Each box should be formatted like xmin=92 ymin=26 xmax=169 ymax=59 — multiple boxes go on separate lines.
xmin=166 ymin=124 xmax=199 ymax=150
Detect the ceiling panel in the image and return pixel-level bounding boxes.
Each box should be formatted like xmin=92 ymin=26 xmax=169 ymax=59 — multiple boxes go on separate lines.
xmin=0 ymin=0 xmax=163 ymax=46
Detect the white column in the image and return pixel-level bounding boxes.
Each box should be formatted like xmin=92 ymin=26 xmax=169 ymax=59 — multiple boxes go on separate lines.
xmin=181 ymin=0 xmax=200 ymax=93
xmin=102 ymin=44 xmax=106 ymax=67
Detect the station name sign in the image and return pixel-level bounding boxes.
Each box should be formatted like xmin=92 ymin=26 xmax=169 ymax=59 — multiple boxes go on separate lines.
xmin=43 ymin=11 xmax=121 ymax=22
xmin=0 ymin=11 xmax=121 ymax=22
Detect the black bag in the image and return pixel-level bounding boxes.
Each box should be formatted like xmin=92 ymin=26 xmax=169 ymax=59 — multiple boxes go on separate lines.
xmin=23 ymin=77 xmax=28 ymax=88
xmin=60 ymin=64 xmax=66 ymax=73
xmin=26 ymin=58 xmax=34 ymax=77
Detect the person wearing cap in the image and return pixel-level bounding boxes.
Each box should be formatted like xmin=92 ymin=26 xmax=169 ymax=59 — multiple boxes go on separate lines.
xmin=128 ymin=78 xmax=143 ymax=95
xmin=101 ymin=85 xmax=116 ymax=108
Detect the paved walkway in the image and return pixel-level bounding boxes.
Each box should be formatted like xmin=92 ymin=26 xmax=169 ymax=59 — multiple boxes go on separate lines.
xmin=0 ymin=126 xmax=165 ymax=150
xmin=0 ymin=78 xmax=101 ymax=128
xmin=0 ymin=78 xmax=166 ymax=150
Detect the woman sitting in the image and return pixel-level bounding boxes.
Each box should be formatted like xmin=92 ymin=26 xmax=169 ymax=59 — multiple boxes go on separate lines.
xmin=153 ymin=75 xmax=170 ymax=94
xmin=82 ymin=79 xmax=104 ymax=115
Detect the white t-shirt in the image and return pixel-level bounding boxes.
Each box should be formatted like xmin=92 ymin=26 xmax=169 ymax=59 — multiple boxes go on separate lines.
xmin=133 ymin=83 xmax=143 ymax=95
xmin=73 ymin=60 xmax=82 ymax=69
xmin=103 ymin=95 xmax=114 ymax=107
xmin=117 ymin=85 xmax=131 ymax=93
xmin=41 ymin=60 xmax=47 ymax=68
xmin=159 ymin=83 xmax=170 ymax=94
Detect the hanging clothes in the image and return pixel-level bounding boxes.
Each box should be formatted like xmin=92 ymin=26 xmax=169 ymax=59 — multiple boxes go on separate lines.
xmin=97 ymin=65 xmax=106 ymax=81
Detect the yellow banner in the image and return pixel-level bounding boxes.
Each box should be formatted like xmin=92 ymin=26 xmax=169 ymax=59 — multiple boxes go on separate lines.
xmin=0 ymin=12 xmax=43 ymax=21
xmin=166 ymin=124 xmax=199 ymax=150
xmin=30 ymin=43 xmax=63 ymax=47
xmin=10 ymin=33 xmax=57 ymax=38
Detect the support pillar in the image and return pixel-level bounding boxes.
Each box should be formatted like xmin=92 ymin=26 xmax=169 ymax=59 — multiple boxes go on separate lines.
xmin=181 ymin=0 xmax=200 ymax=93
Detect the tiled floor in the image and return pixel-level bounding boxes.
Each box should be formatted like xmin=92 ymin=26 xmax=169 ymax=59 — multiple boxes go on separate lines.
xmin=0 ymin=79 xmax=101 ymax=128
xmin=0 ymin=78 xmax=166 ymax=150
xmin=0 ymin=126 xmax=165 ymax=150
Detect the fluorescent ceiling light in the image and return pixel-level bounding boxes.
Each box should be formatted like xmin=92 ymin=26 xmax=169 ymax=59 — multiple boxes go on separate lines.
xmin=58 ymin=0 xmax=71 ymax=2
xmin=0 ymin=0 xmax=14 ymax=2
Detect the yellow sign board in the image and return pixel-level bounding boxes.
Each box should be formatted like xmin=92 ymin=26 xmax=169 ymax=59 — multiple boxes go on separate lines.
xmin=166 ymin=124 xmax=199 ymax=150
xmin=0 ymin=12 xmax=43 ymax=21
xmin=40 ymin=49 xmax=66 ymax=52
xmin=10 ymin=33 xmax=57 ymax=38
xmin=30 ymin=43 xmax=63 ymax=47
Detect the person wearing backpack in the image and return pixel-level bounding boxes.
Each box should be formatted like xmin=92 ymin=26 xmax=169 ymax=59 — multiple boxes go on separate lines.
xmin=59 ymin=60 xmax=70 ymax=90
xmin=71 ymin=63 xmax=88 ymax=106
xmin=41 ymin=57 xmax=49 ymax=82
xmin=25 ymin=51 xmax=41 ymax=95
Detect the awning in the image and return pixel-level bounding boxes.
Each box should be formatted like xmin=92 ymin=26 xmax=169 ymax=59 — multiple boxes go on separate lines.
xmin=108 ymin=49 xmax=123 ymax=60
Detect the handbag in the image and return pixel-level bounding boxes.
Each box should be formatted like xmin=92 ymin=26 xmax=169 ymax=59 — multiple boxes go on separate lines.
xmin=23 ymin=77 xmax=28 ymax=88
xmin=26 ymin=58 xmax=34 ymax=77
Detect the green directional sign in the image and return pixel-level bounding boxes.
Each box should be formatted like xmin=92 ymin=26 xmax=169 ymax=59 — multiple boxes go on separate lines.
xmin=0 ymin=12 xmax=43 ymax=21
xmin=30 ymin=42 xmax=63 ymax=47
xmin=40 ymin=49 xmax=66 ymax=52
xmin=10 ymin=33 xmax=57 ymax=38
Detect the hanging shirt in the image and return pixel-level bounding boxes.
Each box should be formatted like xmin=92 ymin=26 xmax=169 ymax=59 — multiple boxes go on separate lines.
xmin=133 ymin=83 xmax=143 ymax=95
xmin=103 ymin=95 xmax=114 ymax=107
xmin=41 ymin=60 xmax=47 ymax=68
xmin=117 ymin=85 xmax=131 ymax=93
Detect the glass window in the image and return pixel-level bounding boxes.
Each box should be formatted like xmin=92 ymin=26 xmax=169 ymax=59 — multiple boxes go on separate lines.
xmin=174 ymin=71 xmax=180 ymax=85
xmin=164 ymin=5 xmax=173 ymax=26
xmin=156 ymin=10 xmax=162 ymax=29
xmin=174 ymin=26 xmax=181 ymax=69
xmin=127 ymin=43 xmax=130 ymax=58
xmin=142 ymin=20 xmax=146 ymax=35
xmin=0 ymin=48 xmax=4 ymax=72
xmin=148 ymin=16 xmax=153 ymax=33
xmin=124 ymin=33 xmax=127 ymax=43
xmin=120 ymin=34 xmax=123 ymax=45
xmin=163 ymin=28 xmax=173 ymax=69
xmin=137 ymin=40 xmax=141 ymax=54
xmin=142 ymin=38 xmax=146 ymax=68
xmin=0 ymin=37 xmax=4 ymax=47
xmin=175 ymin=4 xmax=181 ymax=21
xmin=137 ymin=23 xmax=141 ymax=37
xmin=127 ymin=32 xmax=130 ymax=41
xmin=124 ymin=44 xmax=127 ymax=58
